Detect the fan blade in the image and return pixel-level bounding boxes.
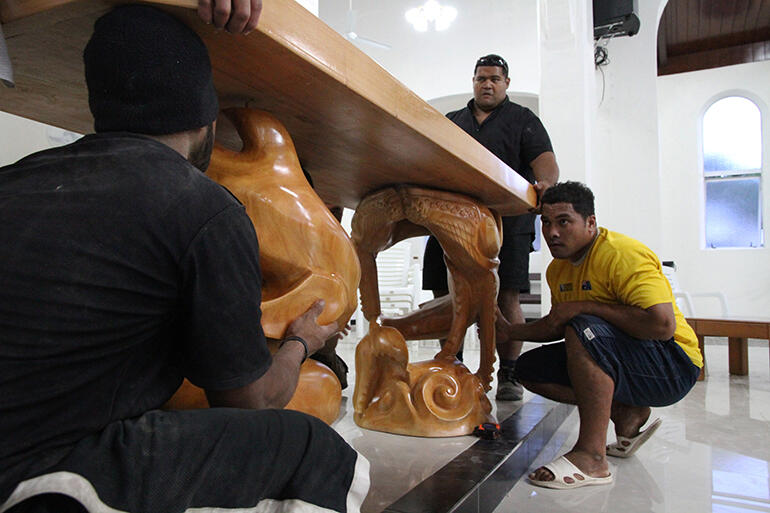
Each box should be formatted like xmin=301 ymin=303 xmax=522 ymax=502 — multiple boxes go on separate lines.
xmin=354 ymin=35 xmax=391 ymax=50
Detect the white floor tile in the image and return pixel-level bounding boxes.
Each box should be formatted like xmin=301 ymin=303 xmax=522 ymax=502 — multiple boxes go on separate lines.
xmin=493 ymin=341 xmax=770 ymax=513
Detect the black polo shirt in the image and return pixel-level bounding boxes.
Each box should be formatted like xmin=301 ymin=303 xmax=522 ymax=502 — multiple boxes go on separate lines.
xmin=0 ymin=133 xmax=271 ymax=495
xmin=447 ymin=96 xmax=553 ymax=233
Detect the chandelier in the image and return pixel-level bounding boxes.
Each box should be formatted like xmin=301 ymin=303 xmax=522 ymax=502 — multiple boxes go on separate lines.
xmin=405 ymin=0 xmax=457 ymax=32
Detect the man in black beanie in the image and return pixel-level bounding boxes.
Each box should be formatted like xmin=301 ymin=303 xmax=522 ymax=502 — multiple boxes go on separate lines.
xmin=0 ymin=5 xmax=369 ymax=513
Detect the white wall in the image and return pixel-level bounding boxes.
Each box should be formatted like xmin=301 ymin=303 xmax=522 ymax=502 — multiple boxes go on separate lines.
xmin=658 ymin=61 xmax=770 ymax=317
xmin=0 ymin=111 xmax=62 ymax=167
xmin=319 ymin=0 xmax=541 ymax=101
xmin=590 ymin=0 xmax=664 ymax=253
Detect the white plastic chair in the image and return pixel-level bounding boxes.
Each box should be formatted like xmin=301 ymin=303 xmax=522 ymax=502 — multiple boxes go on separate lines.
xmin=376 ymin=241 xmax=422 ymax=317
xmin=661 ymin=261 xmax=729 ymax=317
xmin=352 ymin=241 xmax=422 ymax=339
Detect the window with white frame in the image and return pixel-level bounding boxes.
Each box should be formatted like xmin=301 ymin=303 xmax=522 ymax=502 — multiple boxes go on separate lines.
xmin=702 ymin=96 xmax=764 ymax=248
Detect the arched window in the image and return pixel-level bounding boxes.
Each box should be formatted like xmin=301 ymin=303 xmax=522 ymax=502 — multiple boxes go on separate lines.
xmin=702 ymin=96 xmax=764 ymax=248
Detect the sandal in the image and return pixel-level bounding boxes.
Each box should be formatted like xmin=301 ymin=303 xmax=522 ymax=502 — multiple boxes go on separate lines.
xmin=528 ymin=456 xmax=613 ymax=490
xmin=606 ymin=417 xmax=662 ymax=458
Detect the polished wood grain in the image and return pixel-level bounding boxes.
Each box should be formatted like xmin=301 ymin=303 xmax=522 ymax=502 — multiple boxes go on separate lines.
xmin=351 ymin=186 xmax=499 ymax=436
xmin=208 ymin=108 xmax=360 ymax=338
xmin=163 ymin=108 xmax=353 ymax=423
xmin=352 ymin=186 xmax=501 ymax=391
xmin=353 ymin=323 xmax=494 ymax=437
xmin=658 ymin=0 xmax=770 ymax=75
xmin=686 ymin=316 xmax=770 ymax=380
xmin=0 ymin=0 xmax=534 ymax=215
xmin=164 ymin=359 xmax=343 ymax=425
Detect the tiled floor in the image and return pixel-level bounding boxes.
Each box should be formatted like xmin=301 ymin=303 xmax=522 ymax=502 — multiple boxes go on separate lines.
xmin=333 ymin=338 xmax=528 ymax=513
xmin=494 ymin=340 xmax=770 ymax=513
xmin=332 ymin=337 xmax=770 ymax=513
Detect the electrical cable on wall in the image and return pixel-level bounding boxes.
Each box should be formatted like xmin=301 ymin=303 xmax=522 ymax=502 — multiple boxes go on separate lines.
xmin=593 ymin=33 xmax=613 ymax=106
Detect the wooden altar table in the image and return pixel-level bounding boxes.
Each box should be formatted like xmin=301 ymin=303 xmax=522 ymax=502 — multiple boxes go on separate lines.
xmin=0 ymin=0 xmax=534 ymax=214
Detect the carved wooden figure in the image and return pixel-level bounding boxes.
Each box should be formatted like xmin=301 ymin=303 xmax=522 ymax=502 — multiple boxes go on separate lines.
xmin=208 ymin=108 xmax=360 ymax=338
xmin=165 ymin=107 xmax=359 ymax=424
xmin=351 ymin=186 xmax=502 ymax=436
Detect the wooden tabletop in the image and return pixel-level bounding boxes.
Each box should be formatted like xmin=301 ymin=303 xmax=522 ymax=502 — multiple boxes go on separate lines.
xmin=0 ymin=0 xmax=535 ymax=214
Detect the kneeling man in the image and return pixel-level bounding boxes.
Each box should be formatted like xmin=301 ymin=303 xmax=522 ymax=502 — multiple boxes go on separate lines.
xmin=497 ymin=181 xmax=701 ymax=489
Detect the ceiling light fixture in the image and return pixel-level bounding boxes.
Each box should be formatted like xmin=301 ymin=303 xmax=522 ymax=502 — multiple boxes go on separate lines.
xmin=405 ymin=0 xmax=457 ymax=32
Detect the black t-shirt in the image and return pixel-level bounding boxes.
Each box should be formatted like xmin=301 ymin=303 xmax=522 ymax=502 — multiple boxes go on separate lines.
xmin=446 ymin=96 xmax=553 ymax=234
xmin=0 ymin=133 xmax=271 ymax=483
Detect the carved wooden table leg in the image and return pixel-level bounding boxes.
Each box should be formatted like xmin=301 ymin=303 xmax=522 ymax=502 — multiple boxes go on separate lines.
xmin=351 ymin=186 xmax=501 ymax=437
xmin=165 ymin=108 xmax=360 ymax=424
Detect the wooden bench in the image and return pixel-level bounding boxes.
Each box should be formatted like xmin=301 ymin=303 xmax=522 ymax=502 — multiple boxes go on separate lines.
xmin=685 ymin=316 xmax=770 ymax=381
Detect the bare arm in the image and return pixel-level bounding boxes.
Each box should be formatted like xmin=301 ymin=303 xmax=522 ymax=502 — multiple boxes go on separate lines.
xmin=499 ymin=301 xmax=676 ymax=343
xmin=198 ymin=0 xmax=262 ymax=34
xmin=205 ymin=300 xmax=338 ymax=410
xmin=530 ymin=151 xmax=559 ymax=208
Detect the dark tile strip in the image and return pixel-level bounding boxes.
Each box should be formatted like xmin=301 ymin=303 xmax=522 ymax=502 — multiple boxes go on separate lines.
xmin=382 ymin=399 xmax=575 ymax=513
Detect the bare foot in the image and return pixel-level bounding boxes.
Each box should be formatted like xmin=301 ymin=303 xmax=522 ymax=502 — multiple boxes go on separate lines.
xmin=529 ymin=450 xmax=609 ymax=484
xmin=611 ymin=403 xmax=651 ymax=439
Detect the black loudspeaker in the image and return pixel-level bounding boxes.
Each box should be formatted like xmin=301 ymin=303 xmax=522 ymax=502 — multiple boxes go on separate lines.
xmin=593 ymin=0 xmax=640 ymax=39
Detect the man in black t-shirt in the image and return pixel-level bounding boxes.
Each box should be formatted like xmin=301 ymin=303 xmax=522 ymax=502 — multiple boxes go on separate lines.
xmin=423 ymin=54 xmax=559 ymax=401
xmin=0 ymin=6 xmax=369 ymax=513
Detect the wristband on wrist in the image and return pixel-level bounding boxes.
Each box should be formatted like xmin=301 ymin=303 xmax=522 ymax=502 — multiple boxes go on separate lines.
xmin=280 ymin=335 xmax=308 ymax=363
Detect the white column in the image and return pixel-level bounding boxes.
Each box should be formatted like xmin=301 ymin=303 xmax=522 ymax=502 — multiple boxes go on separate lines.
xmin=535 ymin=0 xmax=597 ymax=312
xmin=591 ymin=1 xmax=665 ymax=252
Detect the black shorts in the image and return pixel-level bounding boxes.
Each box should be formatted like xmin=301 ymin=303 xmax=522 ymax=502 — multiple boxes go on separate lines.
xmin=422 ymin=232 xmax=533 ymax=292
xmin=514 ymin=315 xmax=700 ymax=407
xmin=0 ymin=409 xmax=370 ymax=513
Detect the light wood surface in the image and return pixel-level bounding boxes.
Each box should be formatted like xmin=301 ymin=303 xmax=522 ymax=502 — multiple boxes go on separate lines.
xmin=353 ymin=323 xmax=494 ymax=437
xmin=208 ymin=107 xmax=360 ymax=339
xmin=164 ymin=359 xmax=343 ymax=425
xmin=0 ymin=0 xmax=535 ymax=215
xmin=686 ymin=316 xmax=770 ymax=380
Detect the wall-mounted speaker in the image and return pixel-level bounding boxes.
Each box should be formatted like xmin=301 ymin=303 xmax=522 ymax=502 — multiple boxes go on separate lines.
xmin=593 ymin=0 xmax=640 ymax=39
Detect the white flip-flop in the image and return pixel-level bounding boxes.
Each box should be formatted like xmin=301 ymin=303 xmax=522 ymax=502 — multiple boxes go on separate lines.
xmin=528 ymin=456 xmax=614 ymax=490
xmin=606 ymin=417 xmax=662 ymax=458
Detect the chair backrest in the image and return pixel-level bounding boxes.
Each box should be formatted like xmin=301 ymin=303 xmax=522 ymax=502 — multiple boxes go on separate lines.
xmin=660 ymin=261 xmax=681 ymax=292
xmin=376 ymin=241 xmax=422 ymax=316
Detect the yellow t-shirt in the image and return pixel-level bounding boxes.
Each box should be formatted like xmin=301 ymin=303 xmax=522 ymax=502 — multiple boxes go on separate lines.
xmin=546 ymin=227 xmax=702 ymax=368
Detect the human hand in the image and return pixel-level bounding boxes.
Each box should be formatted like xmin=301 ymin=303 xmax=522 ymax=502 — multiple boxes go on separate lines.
xmin=528 ymin=180 xmax=553 ymax=214
xmin=544 ymin=301 xmax=590 ymax=331
xmin=198 ymin=0 xmax=262 ymax=34
xmin=285 ymin=300 xmax=339 ymax=355
xmin=494 ymin=306 xmax=512 ymax=343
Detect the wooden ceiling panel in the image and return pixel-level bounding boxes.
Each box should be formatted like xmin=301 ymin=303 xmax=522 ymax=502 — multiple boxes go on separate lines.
xmin=658 ymin=0 xmax=770 ymax=75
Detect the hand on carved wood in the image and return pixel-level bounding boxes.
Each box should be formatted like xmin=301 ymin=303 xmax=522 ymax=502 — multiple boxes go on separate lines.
xmin=207 ymin=108 xmax=360 ymax=340
xmin=166 ymin=108 xmax=358 ymax=425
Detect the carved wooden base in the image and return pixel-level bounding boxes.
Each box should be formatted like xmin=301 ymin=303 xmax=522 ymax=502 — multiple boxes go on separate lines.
xmin=164 ymin=107 xmax=364 ymax=425
xmin=164 ymin=359 xmax=342 ymax=425
xmin=208 ymin=107 xmax=360 ymax=340
xmin=351 ymin=186 xmax=501 ymax=436
xmin=353 ymin=323 xmax=493 ymax=437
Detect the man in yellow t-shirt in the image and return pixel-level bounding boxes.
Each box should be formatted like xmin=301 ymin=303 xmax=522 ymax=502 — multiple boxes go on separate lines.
xmin=497 ymin=181 xmax=701 ymax=490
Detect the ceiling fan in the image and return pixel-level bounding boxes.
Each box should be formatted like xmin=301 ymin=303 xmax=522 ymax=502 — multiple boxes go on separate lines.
xmin=345 ymin=0 xmax=391 ymax=50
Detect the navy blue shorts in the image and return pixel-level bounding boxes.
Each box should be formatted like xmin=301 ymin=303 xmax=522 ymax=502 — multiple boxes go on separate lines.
xmin=514 ymin=314 xmax=700 ymax=407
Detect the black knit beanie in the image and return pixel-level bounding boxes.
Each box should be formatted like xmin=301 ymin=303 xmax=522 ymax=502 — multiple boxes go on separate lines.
xmin=84 ymin=5 xmax=219 ymax=135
